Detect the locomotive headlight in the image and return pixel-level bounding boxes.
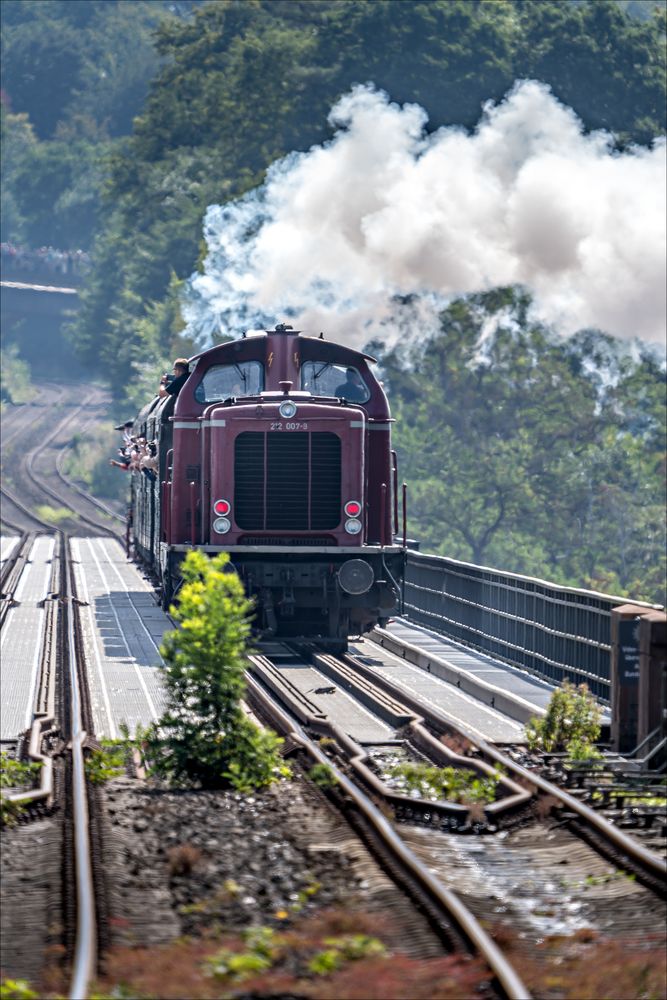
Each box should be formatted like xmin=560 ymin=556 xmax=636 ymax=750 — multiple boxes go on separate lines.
xmin=345 ymin=518 xmax=362 ymax=535
xmin=213 ymin=516 xmax=231 ymax=534
xmin=279 ymin=400 xmax=297 ymax=419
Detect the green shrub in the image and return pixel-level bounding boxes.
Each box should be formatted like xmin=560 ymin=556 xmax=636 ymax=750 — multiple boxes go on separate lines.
xmin=0 ymin=753 xmax=40 ymax=790
xmin=206 ymin=926 xmax=280 ymax=980
xmin=34 ymin=504 xmax=74 ymax=525
xmin=145 ymin=550 xmax=290 ymax=789
xmin=526 ymin=681 xmax=602 ymax=755
xmin=84 ymin=740 xmax=127 ymax=784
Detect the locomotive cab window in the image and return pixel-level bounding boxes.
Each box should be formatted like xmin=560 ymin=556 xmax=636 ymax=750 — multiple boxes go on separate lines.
xmin=194 ymin=361 xmax=264 ymax=403
xmin=301 ymin=362 xmax=370 ymax=403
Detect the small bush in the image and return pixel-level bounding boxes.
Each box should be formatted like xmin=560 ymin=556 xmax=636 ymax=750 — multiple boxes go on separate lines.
xmin=389 ymin=760 xmax=500 ymax=804
xmin=145 ymin=550 xmax=290 ymax=790
xmin=0 ymin=344 xmax=34 ymax=406
xmin=0 ymin=753 xmax=41 ymax=827
xmin=0 ymin=753 xmax=40 ymax=790
xmin=526 ymin=681 xmax=602 ymax=755
xmin=308 ymin=763 xmax=338 ymax=789
xmin=206 ymin=926 xmax=279 ymax=981
xmin=309 ymin=934 xmax=386 ymax=976
xmin=84 ymin=741 xmax=127 ymax=784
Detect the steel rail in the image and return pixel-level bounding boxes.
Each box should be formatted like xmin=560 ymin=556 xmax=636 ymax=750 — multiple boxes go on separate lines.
xmin=244 ymin=671 xmax=532 ymax=1000
xmin=0 ymin=484 xmax=56 ymax=531
xmin=55 ymin=446 xmax=124 ymax=524
xmin=40 ymin=387 xmax=126 ymax=524
xmin=0 ymin=511 xmax=27 ymax=534
xmin=0 ymin=381 xmax=68 ymax=450
xmin=248 ymin=649 xmax=530 ymax=824
xmin=0 ymin=531 xmax=32 ymax=602
xmin=22 ymin=395 xmax=122 ymax=540
xmin=62 ymin=533 xmax=97 ymax=1000
xmin=352 ymin=638 xmax=667 ymax=885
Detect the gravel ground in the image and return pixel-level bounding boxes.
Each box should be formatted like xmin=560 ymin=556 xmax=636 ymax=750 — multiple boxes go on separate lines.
xmin=0 ymin=814 xmax=64 ymax=983
xmin=101 ymin=773 xmax=444 ymax=957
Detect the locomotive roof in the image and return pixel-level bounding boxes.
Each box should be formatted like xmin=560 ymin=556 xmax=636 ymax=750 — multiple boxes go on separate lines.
xmin=188 ymin=331 xmax=377 ymax=366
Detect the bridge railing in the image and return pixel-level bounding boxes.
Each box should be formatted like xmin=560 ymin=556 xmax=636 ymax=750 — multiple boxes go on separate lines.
xmin=403 ymin=551 xmax=661 ymax=701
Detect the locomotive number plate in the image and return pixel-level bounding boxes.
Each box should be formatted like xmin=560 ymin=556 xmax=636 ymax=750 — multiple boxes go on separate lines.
xmin=270 ymin=421 xmax=309 ymax=431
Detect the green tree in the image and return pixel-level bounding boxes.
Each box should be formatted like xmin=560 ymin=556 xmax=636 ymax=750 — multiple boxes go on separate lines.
xmin=70 ymin=0 xmax=666 ymax=389
xmin=0 ymin=108 xmax=35 ymax=243
xmin=516 ymin=0 xmax=666 ymax=145
xmin=375 ymin=289 xmax=666 ymax=603
xmin=146 ymin=550 xmax=288 ymax=790
xmin=0 ymin=0 xmax=178 ymax=139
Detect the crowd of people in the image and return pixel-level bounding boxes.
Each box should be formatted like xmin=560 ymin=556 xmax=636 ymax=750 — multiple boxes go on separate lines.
xmin=110 ymin=422 xmax=158 ymax=481
xmin=1 ymin=241 xmax=91 ymax=278
xmin=109 ymin=360 xmax=191 ymax=481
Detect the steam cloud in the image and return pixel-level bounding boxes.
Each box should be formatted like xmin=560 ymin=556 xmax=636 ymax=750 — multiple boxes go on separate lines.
xmin=185 ymin=80 xmax=666 ymax=347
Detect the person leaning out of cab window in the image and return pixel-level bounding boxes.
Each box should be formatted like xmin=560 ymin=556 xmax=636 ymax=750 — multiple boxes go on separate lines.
xmin=158 ymin=358 xmax=190 ymax=399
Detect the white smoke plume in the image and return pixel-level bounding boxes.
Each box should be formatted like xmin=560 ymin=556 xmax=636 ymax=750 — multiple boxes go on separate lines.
xmin=184 ymin=80 xmax=666 ymax=348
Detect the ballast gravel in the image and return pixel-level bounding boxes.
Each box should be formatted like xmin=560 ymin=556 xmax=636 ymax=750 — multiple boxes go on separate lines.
xmin=101 ymin=775 xmax=440 ymax=954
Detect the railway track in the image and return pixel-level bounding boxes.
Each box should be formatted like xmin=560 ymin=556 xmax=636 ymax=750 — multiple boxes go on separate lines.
xmin=1 ymin=382 xmax=123 ymax=540
xmin=1 ymin=533 xmax=104 ymax=998
xmin=244 ymin=638 xmax=666 ymax=994
xmin=246 ymin=667 xmax=532 ymax=998
xmin=355 ymin=630 xmax=667 ymax=858
xmin=3 ymin=531 xmax=664 ymax=996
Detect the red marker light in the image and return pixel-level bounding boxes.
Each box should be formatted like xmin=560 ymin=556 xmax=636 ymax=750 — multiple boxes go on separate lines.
xmin=345 ymin=500 xmax=362 ymax=517
xmin=213 ymin=499 xmax=231 ymax=516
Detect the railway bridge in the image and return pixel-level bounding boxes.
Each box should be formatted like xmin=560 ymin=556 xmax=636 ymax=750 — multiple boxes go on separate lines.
xmin=2 ymin=274 xmax=665 ymax=763
xmin=1 ymin=267 xmax=81 ymax=376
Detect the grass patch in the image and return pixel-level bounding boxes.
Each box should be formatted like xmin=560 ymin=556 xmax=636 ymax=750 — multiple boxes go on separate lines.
xmin=1 ymin=752 xmax=41 ymax=826
xmin=34 ymin=505 xmax=75 ymax=525
xmin=90 ymin=909 xmax=491 ymax=999
xmin=389 ymin=760 xmax=501 ymax=804
xmin=308 ymin=763 xmax=338 ymax=789
xmin=63 ymin=424 xmax=129 ymax=505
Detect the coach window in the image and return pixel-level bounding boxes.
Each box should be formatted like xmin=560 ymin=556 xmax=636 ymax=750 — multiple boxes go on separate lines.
xmin=301 ymin=362 xmax=370 ymax=403
xmin=194 ymin=361 xmax=264 ymax=403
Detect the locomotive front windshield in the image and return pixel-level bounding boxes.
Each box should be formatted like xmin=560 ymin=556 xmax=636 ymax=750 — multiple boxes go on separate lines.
xmin=194 ymin=361 xmax=264 ymax=403
xmin=301 ymin=362 xmax=370 ymax=403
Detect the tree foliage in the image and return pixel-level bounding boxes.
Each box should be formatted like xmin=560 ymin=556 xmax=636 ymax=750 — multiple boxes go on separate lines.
xmin=2 ymin=1 xmax=664 ymax=602
xmin=60 ymin=0 xmax=666 ymax=387
xmin=373 ymin=288 xmax=666 ymax=603
xmin=146 ymin=550 xmax=289 ymax=790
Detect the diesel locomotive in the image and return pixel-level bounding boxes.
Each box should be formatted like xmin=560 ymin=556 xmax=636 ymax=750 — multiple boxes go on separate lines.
xmin=130 ymin=324 xmax=406 ymax=650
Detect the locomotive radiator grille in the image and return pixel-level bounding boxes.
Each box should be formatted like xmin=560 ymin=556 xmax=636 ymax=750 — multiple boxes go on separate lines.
xmin=234 ymin=431 xmax=341 ymax=531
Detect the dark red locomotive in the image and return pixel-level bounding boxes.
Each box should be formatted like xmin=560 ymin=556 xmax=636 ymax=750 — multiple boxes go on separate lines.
xmin=131 ymin=324 xmax=405 ymax=650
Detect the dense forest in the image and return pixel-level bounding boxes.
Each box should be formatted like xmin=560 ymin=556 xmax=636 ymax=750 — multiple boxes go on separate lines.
xmin=1 ymin=0 xmax=665 ymax=601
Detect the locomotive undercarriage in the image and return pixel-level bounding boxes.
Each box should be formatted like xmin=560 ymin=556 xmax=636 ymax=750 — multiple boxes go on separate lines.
xmin=159 ymin=544 xmax=404 ymax=651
